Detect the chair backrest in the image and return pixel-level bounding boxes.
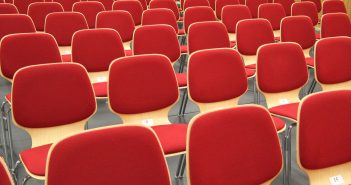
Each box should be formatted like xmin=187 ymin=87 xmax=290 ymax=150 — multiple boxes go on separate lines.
xmin=72 ymin=1 xmax=105 ymax=28
xmin=108 ymin=54 xmax=179 ymax=125
xmin=149 ymin=0 xmax=180 ymax=20
xmin=280 ymin=16 xmax=316 ymax=50
xmin=183 ymin=0 xmax=210 ymax=10
xmin=12 ymin=63 xmax=96 ymax=147
xmin=258 ymin=3 xmax=286 ymax=30
xmin=245 ymin=0 xmax=268 ymax=18
xmin=257 ymin=42 xmax=308 ymax=107
xmin=0 ymin=33 xmax=62 ymax=81
xmin=322 ymin=0 xmax=346 ymax=14
xmin=45 ymin=12 xmax=88 ymax=46
xmin=187 ymin=105 xmax=282 ymax=185
xmin=221 ymin=5 xmax=252 ymax=33
xmin=297 ymin=90 xmax=351 ymax=184
xmin=112 ymin=0 xmax=143 ymax=25
xmin=0 ymin=14 xmax=36 ymax=40
xmin=273 ymin=0 xmax=294 ymax=15
xmin=0 ymin=3 xmax=18 ymax=14
xmin=301 ymin=0 xmax=321 ymax=12
xmin=46 ymin=125 xmax=171 ymax=185
xmin=96 ymin=10 xmax=135 ymax=43
xmin=183 ymin=6 xmax=216 ymax=34
xmin=28 ymin=2 xmax=64 ymax=31
xmin=142 ymin=8 xmax=179 ymax=33
xmin=133 ymin=25 xmax=180 ymax=62
xmin=315 ymin=37 xmax=351 ymax=91
xmin=215 ymin=0 xmax=239 ymax=19
xmin=188 ymin=21 xmax=230 ymax=54
xmin=72 ymin=29 xmax=125 ymax=75
xmin=321 ymin=13 xmax=351 ymax=38
xmin=0 ymin=157 xmax=14 ymax=185
xmin=13 ymin=0 xmax=42 ymax=14
xmin=52 ymin=0 xmax=79 ymax=11
xmin=188 ymin=48 xmax=247 ymax=112
xmin=291 ymin=1 xmax=319 ymax=26
xmin=92 ymin=0 xmax=114 ymax=10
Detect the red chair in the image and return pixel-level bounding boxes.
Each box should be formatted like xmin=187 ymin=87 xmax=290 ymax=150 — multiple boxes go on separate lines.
xmin=273 ymin=0 xmax=294 ymax=15
xmin=0 ymin=14 xmax=35 ymax=40
xmin=52 ymin=0 xmax=79 ymax=11
xmin=0 ymin=3 xmax=18 ymax=14
xmin=14 ymin=0 xmax=42 ymax=14
xmin=322 ymin=0 xmax=346 ymax=14
xmin=72 ymin=1 xmax=105 ymax=28
xmin=215 ymin=0 xmax=239 ymax=19
xmin=187 ymin=106 xmax=282 ymax=185
xmin=142 ymin=8 xmax=184 ymax=35
xmin=0 ymin=157 xmax=14 ymax=185
xmin=245 ymin=0 xmax=267 ymax=18
xmin=149 ymin=0 xmax=181 ymax=21
xmin=297 ymin=90 xmax=351 ymax=185
xmin=91 ymin=0 xmax=114 ymax=10
xmin=112 ymin=0 xmax=143 ymax=25
xmin=46 ymin=126 xmax=172 ymax=185
xmin=301 ymin=0 xmax=321 ymax=13
xmin=72 ymin=28 xmax=126 ymax=98
xmin=291 ymin=1 xmax=319 ymax=26
xmin=321 ymin=13 xmax=351 ymax=38
xmin=183 ymin=0 xmax=210 ymax=10
xmin=27 ymin=2 xmax=64 ymax=31
xmin=12 ymin=63 xmax=96 ymax=182
xmin=258 ymin=3 xmax=286 ymax=38
xmin=183 ymin=6 xmax=216 ymax=34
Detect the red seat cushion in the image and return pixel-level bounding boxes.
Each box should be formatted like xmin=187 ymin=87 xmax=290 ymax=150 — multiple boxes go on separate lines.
xmin=274 ymin=36 xmax=280 ymax=41
xmin=305 ymin=57 xmax=314 ymax=66
xmin=5 ymin=93 xmax=11 ymax=103
xmin=245 ymin=68 xmax=255 ymax=78
xmin=20 ymin=144 xmax=51 ymax=176
xmin=151 ymin=124 xmax=188 ymax=154
xmin=230 ymin=41 xmax=236 ymax=48
xmin=93 ymin=82 xmax=107 ymax=97
xmin=245 ymin=64 xmax=256 ymax=69
xmin=269 ymin=102 xmax=299 ymax=120
xmin=125 ymin=49 xmax=133 ymax=56
xmin=178 ymin=28 xmax=185 ymax=35
xmin=61 ymin=54 xmax=71 ymax=62
xmin=176 ymin=73 xmax=187 ymax=87
xmin=180 ymin=45 xmax=188 ymax=53
xmin=272 ymin=117 xmax=285 ymax=131
xmin=315 ymin=32 xmax=320 ymax=40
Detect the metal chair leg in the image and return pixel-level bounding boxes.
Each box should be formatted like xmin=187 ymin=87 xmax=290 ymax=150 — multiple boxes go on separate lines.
xmin=22 ymin=175 xmax=32 ymax=185
xmin=1 ymin=101 xmax=9 ymax=167
xmin=6 ymin=107 xmax=15 ymax=169
xmin=307 ymin=78 xmax=317 ymax=94
xmin=178 ymin=89 xmax=187 ymax=116
xmin=175 ymin=154 xmax=186 ymax=178
xmin=180 ymin=92 xmax=188 ymax=115
xmin=284 ymin=124 xmax=294 ymax=185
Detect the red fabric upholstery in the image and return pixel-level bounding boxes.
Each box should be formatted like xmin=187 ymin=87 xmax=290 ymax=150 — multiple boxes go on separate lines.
xmin=142 ymin=9 xmax=179 ymax=33
xmin=112 ymin=0 xmax=143 ymax=25
xmin=28 ymin=2 xmax=64 ymax=31
xmin=72 ymin=1 xmax=105 ymax=28
xmin=12 ymin=63 xmax=96 ymax=128
xmin=269 ymin=102 xmax=299 ymax=120
xmin=124 ymin=49 xmax=133 ymax=56
xmin=96 ymin=11 xmax=135 ymax=42
xmin=274 ymin=0 xmax=294 ymax=15
xmin=246 ymin=0 xmax=268 ymax=18
xmin=46 ymin=126 xmax=171 ymax=185
xmin=305 ymin=57 xmax=314 ymax=66
xmin=299 ymin=90 xmax=351 ymax=169
xmin=281 ymin=16 xmax=316 ymax=49
xmin=257 ymin=43 xmax=308 ymax=93
xmin=0 ymin=158 xmax=13 ymax=185
xmin=149 ymin=0 xmax=180 ymax=20
xmin=180 ymin=45 xmax=188 ymax=53
xmin=188 ymin=48 xmax=247 ymax=103
xmin=95 ymin=0 xmax=114 ymax=10
xmin=301 ymin=0 xmax=321 ymax=12
xmin=176 ymin=73 xmax=187 ymax=87
xmin=45 ymin=12 xmax=88 ymax=46
xmin=14 ymin=0 xmax=42 ymax=14
xmin=178 ymin=28 xmax=185 ymax=35
xmin=188 ymin=106 xmax=282 ymax=185
xmin=236 ymin=19 xmax=275 ymax=55
xmin=221 ymin=5 xmax=252 ymax=33
xmin=72 ymin=29 xmax=125 ymax=72
xmin=291 ymin=2 xmax=319 ymax=26
xmin=315 ymin=37 xmax=351 ymax=84
xmin=245 ymin=68 xmax=255 ymax=77
xmin=61 ymin=54 xmax=71 ymax=62
xmin=20 ymin=144 xmax=51 ymax=176
xmin=5 ymin=93 xmax=11 ymax=102
xmin=188 ymin=22 xmax=230 ymax=54
xmin=133 ymin=25 xmax=181 ymax=62
xmin=92 ymin=82 xmax=107 ymax=97
xmin=272 ymin=117 xmax=285 ymax=131
xmin=183 ymin=6 xmax=216 ymax=33
xmin=52 ymin=0 xmax=79 ymax=11
xmin=258 ymin=3 xmax=286 ymax=30
xmin=183 ymin=0 xmax=210 ymax=10
xmin=0 ymin=33 xmax=62 ymax=79
xmin=109 ymin=55 xmax=179 ymax=114
xmin=0 ymin=14 xmax=36 ymax=40
xmin=215 ymin=0 xmax=239 ymax=19
xmin=152 ymin=124 xmax=188 ymax=154
xmin=0 ymin=3 xmax=18 ymax=14
xmin=322 ymin=0 xmax=346 ymax=14
xmin=321 ymin=13 xmax=351 ymax=38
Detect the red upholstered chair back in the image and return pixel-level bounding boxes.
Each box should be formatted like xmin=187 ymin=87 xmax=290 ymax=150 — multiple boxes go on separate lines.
xmin=236 ymin=18 xmax=274 ymax=55
xmin=46 ymin=126 xmax=171 ymax=185
xmin=291 ymin=1 xmax=319 ymax=26
xmin=183 ymin=6 xmax=216 ymax=33
xmin=221 ymin=5 xmax=252 ymax=33
xmin=0 ymin=14 xmax=35 ymax=40
xmin=72 ymin=29 xmax=125 ymax=72
xmin=142 ymin=8 xmax=179 ymax=33
xmin=149 ymin=0 xmax=180 ymax=20
xmin=108 ymin=54 xmax=179 ymax=114
xmin=301 ymin=0 xmax=321 ymax=12
xmin=322 ymin=0 xmax=346 ymax=14
xmin=188 ymin=21 xmax=230 ymax=54
xmin=52 ymin=0 xmax=79 ymax=11
xmin=321 ymin=13 xmax=351 ymax=38
xmin=183 ymin=0 xmax=210 ymax=10
xmin=112 ymin=0 xmax=143 ymax=25
xmin=257 ymin=42 xmax=308 ymax=93
xmin=93 ymin=0 xmax=114 ymax=10
xmin=96 ymin=11 xmax=135 ymax=42
xmin=0 ymin=158 xmax=14 ymax=185
xmin=45 ymin=12 xmax=88 ymax=46
xmin=28 ymin=2 xmax=64 ymax=31
xmin=258 ymin=3 xmax=286 ymax=30
xmin=273 ymin=0 xmax=294 ymax=15
xmin=133 ymin=25 xmax=180 ymax=62
xmin=315 ymin=37 xmax=351 ymax=88
xmin=0 ymin=33 xmax=62 ymax=81
xmin=13 ymin=0 xmax=42 ymax=14
xmin=0 ymin=3 xmax=18 ymax=14
xmin=72 ymin=1 xmax=105 ymax=28
xmin=245 ymin=0 xmax=268 ymax=18
xmin=215 ymin=0 xmax=239 ymax=19
xmin=187 ymin=106 xmax=282 ymax=185
xmin=281 ymin=16 xmax=316 ymax=49
xmin=188 ymin=48 xmax=247 ymax=105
